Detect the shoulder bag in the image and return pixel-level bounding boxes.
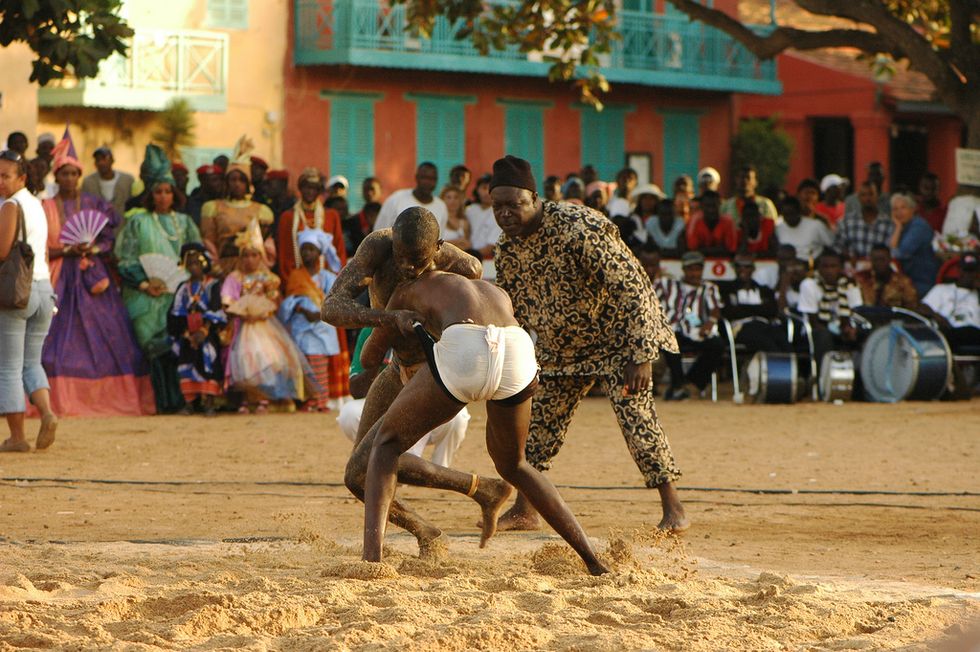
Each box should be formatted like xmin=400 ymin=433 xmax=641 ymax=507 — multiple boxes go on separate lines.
xmin=0 ymin=199 xmax=35 ymax=310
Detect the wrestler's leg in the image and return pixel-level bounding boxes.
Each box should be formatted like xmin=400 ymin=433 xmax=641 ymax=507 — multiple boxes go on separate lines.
xmin=484 ymin=398 xmax=608 ymax=576
xmin=355 ymin=365 xmax=403 ymax=443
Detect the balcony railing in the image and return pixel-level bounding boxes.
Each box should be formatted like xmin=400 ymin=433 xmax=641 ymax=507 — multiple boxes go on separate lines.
xmin=39 ymin=29 xmax=229 ymax=112
xmin=294 ymin=0 xmax=779 ymax=94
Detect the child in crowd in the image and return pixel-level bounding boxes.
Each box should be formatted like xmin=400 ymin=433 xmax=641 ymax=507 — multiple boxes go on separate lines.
xmin=221 ymin=219 xmax=308 ymax=413
xmin=168 ymin=244 xmax=226 ymax=416
xmin=279 ymin=228 xmax=344 ymax=412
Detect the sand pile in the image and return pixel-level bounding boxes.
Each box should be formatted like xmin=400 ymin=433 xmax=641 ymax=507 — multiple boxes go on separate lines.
xmin=2 ymin=530 xmax=977 ymax=651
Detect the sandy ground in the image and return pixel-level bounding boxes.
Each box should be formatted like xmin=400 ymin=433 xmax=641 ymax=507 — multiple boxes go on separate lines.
xmin=1 ymin=398 xmax=978 ymax=650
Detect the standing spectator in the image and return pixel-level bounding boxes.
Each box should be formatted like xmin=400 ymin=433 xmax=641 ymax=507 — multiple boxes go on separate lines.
xmin=373 ymin=162 xmax=448 ymax=232
xmin=249 ymin=157 xmax=268 ymax=194
xmin=543 ymin=175 xmax=562 ymax=202
xmin=834 ymin=182 xmax=894 ymax=261
xmin=697 ymin=167 xmax=721 ymax=195
xmin=720 ymin=253 xmax=789 ymax=357
xmin=941 ymin=186 xmax=980 ymax=239
xmin=585 ymin=180 xmax=610 ymax=214
xmin=0 ymin=148 xmax=58 ymax=452
xmin=465 ymin=174 xmax=500 ymax=259
xmin=580 ymin=164 xmax=598 ymax=186
xmin=489 ymin=155 xmax=687 ymax=533
xmin=797 ymin=249 xmax=863 ymax=372
xmin=916 ymin=172 xmax=946 ymax=233
xmin=775 ymin=196 xmax=833 ymax=263
xmin=82 ymin=146 xmax=134 ymax=219
xmin=661 ymin=251 xmax=724 ymax=400
xmin=440 ymin=185 xmax=473 ymax=252
xmin=844 ymin=161 xmax=891 ymax=220
xmin=344 ymin=201 xmax=379 ymax=257
xmin=6 ymin=132 xmax=28 ymax=157
xmin=185 ymin=165 xmax=224 ymax=227
xmin=776 ymin=256 xmax=809 ymax=313
xmin=171 ymin=162 xmax=189 ymax=211
xmin=326 ymin=175 xmax=348 ymax=200
xmin=889 ymin=192 xmax=939 ymax=297
xmin=263 ymin=169 xmax=295 ymax=220
xmin=277 ymin=167 xmax=346 ymax=284
xmin=606 ymin=167 xmax=637 ymax=218
xmin=40 ymin=139 xmax=152 ymax=417
xmin=449 ymin=164 xmax=471 ymax=196
xmin=645 ymin=195 xmax=684 ymax=256
xmin=736 ymin=200 xmax=777 ymax=256
xmin=721 ymin=165 xmax=778 ymax=226
xmin=921 ymin=252 xmax=979 ymax=354
xmin=27 ymin=157 xmax=49 ymax=198
xmin=815 ymin=174 xmax=846 ymax=228
xmin=362 ymin=177 xmax=383 ymax=205
xmin=115 ymin=145 xmax=202 ymax=414
xmin=855 ymin=244 xmax=919 ymax=310
xmin=687 ymin=190 xmax=737 ymax=257
xmin=35 ymin=133 xmax=56 ymax=166
xmin=796 ymin=178 xmax=821 ymax=221
xmin=673 ymin=175 xmax=694 ymax=201
xmin=561 ymin=176 xmax=585 ymax=205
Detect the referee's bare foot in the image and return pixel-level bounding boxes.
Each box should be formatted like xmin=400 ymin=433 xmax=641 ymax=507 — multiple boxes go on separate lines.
xmin=36 ymin=414 xmax=57 ymax=451
xmin=656 ymin=481 xmax=690 ymax=533
xmin=494 ymin=493 xmax=542 ymax=532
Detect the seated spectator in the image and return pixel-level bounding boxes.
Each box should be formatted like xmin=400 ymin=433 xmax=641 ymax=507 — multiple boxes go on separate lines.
xmin=673 ymin=174 xmax=694 ymax=202
xmin=606 ymin=167 xmax=637 ymax=218
xmin=855 ymin=244 xmax=919 ymax=311
xmin=843 ymin=161 xmax=891 ymax=221
xmin=646 ymin=196 xmax=685 ymax=256
xmin=753 ymin=243 xmax=797 ymax=289
xmin=720 ymin=253 xmax=789 ymax=357
xmin=635 ymin=241 xmax=677 ymax=301
xmin=721 ymin=164 xmax=778 ymax=227
xmin=631 ymin=183 xmax=664 ymax=230
xmin=613 ymin=215 xmax=644 ymax=250
xmin=673 ymin=193 xmax=692 ymax=224
xmin=916 ymin=172 xmax=946 ymax=233
xmin=889 ymin=192 xmax=939 ymax=297
xmin=776 ymin=257 xmax=809 ymax=313
xmin=585 ymin=180 xmax=609 ymax=214
xmin=798 ymin=249 xmax=864 ymax=372
xmin=941 ymin=185 xmax=980 ymax=239
xmin=736 ymin=199 xmax=777 ymax=256
xmin=661 ymin=252 xmax=724 ymax=400
xmin=815 ymin=174 xmax=846 ymax=228
xmin=775 ymin=196 xmax=833 ymax=263
xmin=920 ymin=252 xmax=980 ymax=355
xmin=834 ymin=181 xmax=893 ymax=261
xmin=687 ymin=190 xmax=737 ymax=257
xmin=796 ymin=178 xmax=822 ymax=222
xmin=697 ymin=166 xmax=721 ymax=196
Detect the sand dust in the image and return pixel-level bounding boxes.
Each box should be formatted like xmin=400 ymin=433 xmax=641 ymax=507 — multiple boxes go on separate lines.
xmin=1 ymin=399 xmax=978 ymax=650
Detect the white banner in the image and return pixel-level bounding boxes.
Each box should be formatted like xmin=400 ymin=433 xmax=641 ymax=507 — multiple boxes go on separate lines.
xmin=955 ymin=148 xmax=980 ymax=186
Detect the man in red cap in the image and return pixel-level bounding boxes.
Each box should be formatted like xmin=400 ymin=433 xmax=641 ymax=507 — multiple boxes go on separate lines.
xmin=489 ymin=155 xmax=690 ymax=533
xmin=186 ymin=164 xmax=225 ymax=226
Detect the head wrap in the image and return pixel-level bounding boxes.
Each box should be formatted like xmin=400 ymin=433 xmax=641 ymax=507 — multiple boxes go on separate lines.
xmin=297 ymin=228 xmax=342 ymax=272
xmin=266 ymin=169 xmax=289 ymax=181
xmin=50 ymin=138 xmax=81 ymax=174
xmin=490 ymin=155 xmax=537 ymax=193
xmin=235 ymin=217 xmax=265 ymax=254
xmin=226 ymin=135 xmax=254 ymax=180
xmin=180 ymin=242 xmax=211 ymax=273
xmin=171 ymin=162 xmax=188 ymax=174
xmin=298 ymin=167 xmax=322 ymax=188
xmin=140 ymin=144 xmax=174 ymax=188
xmin=196 ymin=164 xmax=220 ymax=176
xmin=250 ymin=155 xmax=268 ymax=169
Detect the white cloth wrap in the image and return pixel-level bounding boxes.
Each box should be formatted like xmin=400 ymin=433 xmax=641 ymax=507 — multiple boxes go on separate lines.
xmin=432 ymin=324 xmax=537 ymax=403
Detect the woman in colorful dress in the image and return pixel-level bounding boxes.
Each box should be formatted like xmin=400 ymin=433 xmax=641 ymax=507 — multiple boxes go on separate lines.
xmin=115 ymin=145 xmax=202 ymax=413
xmin=167 ymin=243 xmax=226 ymax=416
xmin=222 ymin=219 xmax=308 ymax=413
xmin=39 ymin=139 xmax=155 ymax=416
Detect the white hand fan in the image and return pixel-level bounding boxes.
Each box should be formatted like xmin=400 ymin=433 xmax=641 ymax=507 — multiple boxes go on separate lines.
xmin=59 ymin=209 xmax=110 ymax=246
xmin=139 ymin=253 xmax=189 ymax=293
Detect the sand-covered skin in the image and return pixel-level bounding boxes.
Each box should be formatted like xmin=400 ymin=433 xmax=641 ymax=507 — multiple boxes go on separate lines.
xmin=1 ymin=399 xmax=978 ymax=649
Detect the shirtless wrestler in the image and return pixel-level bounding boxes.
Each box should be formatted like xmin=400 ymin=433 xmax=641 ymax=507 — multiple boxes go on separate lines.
xmin=321 ymin=208 xmax=511 ymax=554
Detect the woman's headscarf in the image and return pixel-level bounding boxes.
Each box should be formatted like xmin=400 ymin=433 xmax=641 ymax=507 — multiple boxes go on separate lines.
xmin=50 ymin=138 xmax=81 ymax=175
xmin=140 ymin=144 xmax=175 ymax=189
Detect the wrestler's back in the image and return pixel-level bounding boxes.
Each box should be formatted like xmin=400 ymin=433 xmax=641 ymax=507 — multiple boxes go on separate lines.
xmin=408 ymin=271 xmax=519 ymax=336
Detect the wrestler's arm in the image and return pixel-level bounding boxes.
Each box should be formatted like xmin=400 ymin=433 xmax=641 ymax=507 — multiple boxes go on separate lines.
xmin=359 ymin=283 xmax=419 ymax=367
xmin=434 ymin=242 xmax=482 ymax=279
xmin=320 ymin=231 xmax=408 ymax=330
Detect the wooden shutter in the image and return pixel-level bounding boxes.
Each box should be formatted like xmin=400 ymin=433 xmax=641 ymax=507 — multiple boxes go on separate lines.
xmin=581 ymin=107 xmax=626 ymax=181
xmin=330 ymin=97 xmax=376 ymax=212
xmin=504 ymin=105 xmax=544 ymax=192
xmin=661 ymin=111 xmax=701 ymax=189
xmin=415 ymin=98 xmax=466 ymax=185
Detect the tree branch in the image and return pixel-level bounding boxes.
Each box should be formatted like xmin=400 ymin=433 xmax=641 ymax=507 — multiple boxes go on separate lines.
xmin=948 ymin=0 xmax=980 ymax=82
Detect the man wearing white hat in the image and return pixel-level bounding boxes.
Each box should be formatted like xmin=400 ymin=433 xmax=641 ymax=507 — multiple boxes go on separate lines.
xmin=326 ymin=174 xmax=348 ymax=199
xmin=815 ymin=173 xmax=847 ymax=227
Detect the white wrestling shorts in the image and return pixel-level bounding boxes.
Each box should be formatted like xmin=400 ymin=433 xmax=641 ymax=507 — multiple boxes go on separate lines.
xmin=415 ymin=323 xmax=539 ymax=405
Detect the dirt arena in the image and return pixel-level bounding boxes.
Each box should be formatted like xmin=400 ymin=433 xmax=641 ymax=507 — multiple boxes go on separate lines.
xmin=1 ymin=398 xmax=978 ymax=650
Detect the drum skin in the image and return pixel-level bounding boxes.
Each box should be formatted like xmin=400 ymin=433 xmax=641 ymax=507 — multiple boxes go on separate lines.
xmin=819 ymin=352 xmax=854 ymax=402
xmin=860 ymin=323 xmax=952 ymax=403
xmin=743 ymin=352 xmax=801 ymax=404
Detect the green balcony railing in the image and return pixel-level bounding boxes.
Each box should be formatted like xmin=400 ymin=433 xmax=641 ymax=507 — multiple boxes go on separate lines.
xmin=39 ymin=29 xmax=229 ymax=112
xmin=294 ymin=0 xmax=780 ymax=94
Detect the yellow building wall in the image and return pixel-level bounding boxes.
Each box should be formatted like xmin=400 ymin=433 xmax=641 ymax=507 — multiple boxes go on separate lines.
xmin=38 ymin=0 xmax=288 ymax=180
xmin=0 ymin=43 xmax=39 ymax=150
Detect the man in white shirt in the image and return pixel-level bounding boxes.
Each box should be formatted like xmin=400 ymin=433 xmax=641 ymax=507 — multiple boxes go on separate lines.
xmin=941 ymin=188 xmax=980 ymax=238
xmin=80 ymin=146 xmax=134 ymax=218
xmin=775 ymin=196 xmax=833 ymax=263
xmin=373 ymin=162 xmax=448 ymax=233
xmin=464 ymin=174 xmax=500 ymax=258
xmin=922 ymin=253 xmax=980 ymax=348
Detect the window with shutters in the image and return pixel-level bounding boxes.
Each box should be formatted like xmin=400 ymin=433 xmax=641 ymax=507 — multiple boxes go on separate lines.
xmin=409 ymin=95 xmax=473 ymax=184
xmin=502 ymin=103 xmax=546 ymax=193
xmin=579 ymin=106 xmax=629 ymax=182
xmin=207 ymin=0 xmax=248 ymax=29
xmin=329 ymin=95 xmax=377 ymax=213
xmin=660 ymin=110 xmax=702 ymax=189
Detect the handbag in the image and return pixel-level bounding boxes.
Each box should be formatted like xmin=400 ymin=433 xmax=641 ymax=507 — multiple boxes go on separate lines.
xmin=0 ymin=199 xmax=34 ymax=310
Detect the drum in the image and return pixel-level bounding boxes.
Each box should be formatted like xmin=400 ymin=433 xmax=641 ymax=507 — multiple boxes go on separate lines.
xmin=819 ymin=351 xmax=854 ymax=402
xmin=860 ymin=323 xmax=952 ymax=402
xmin=742 ymin=352 xmax=803 ymax=404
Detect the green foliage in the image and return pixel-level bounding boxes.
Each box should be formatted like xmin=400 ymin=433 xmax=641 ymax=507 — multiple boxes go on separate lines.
xmin=0 ymin=0 xmax=133 ymax=85
xmin=731 ymin=117 xmax=793 ymax=193
xmin=151 ymin=98 xmax=196 ymax=162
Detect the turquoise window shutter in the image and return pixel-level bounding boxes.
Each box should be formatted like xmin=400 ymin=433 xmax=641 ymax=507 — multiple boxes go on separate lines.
xmin=329 ymin=97 xmax=376 ymax=212
xmin=660 ymin=111 xmax=701 ymax=190
xmin=504 ymin=106 xmax=544 ymax=192
xmin=414 ymin=97 xmax=468 ymax=186
xmin=580 ymin=107 xmax=627 ymax=182
xmin=207 ymin=0 xmax=249 ymax=29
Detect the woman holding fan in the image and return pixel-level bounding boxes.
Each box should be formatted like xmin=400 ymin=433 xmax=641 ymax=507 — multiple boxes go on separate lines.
xmin=40 ymin=138 xmax=154 ymax=416
xmin=115 ymin=145 xmax=202 ymax=413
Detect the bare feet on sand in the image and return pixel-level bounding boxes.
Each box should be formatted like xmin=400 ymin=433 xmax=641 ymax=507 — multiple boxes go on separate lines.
xmin=417 ymin=528 xmax=447 ymax=561
xmin=0 ymin=438 xmax=31 ymax=453
xmin=36 ymin=415 xmax=57 ymax=451
xmin=492 ymin=494 xmax=543 ymax=532
xmin=657 ymin=508 xmax=691 ymax=533
xmin=474 ymin=478 xmax=513 ymax=547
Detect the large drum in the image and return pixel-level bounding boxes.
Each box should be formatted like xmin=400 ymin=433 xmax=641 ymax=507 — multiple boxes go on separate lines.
xmin=860 ymin=323 xmax=952 ymax=402
xmin=742 ymin=352 xmax=804 ymax=404
xmin=819 ymin=351 xmax=854 ymax=402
